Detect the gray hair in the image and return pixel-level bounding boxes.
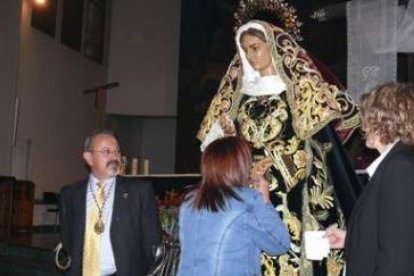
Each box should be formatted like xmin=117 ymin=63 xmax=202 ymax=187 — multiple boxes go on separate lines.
xmin=84 ymin=129 xmax=117 ymax=151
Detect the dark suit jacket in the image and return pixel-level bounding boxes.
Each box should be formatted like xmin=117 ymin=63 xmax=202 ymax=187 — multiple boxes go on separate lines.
xmin=59 ymin=176 xmax=162 ymax=276
xmin=346 ymin=142 xmax=414 ymax=276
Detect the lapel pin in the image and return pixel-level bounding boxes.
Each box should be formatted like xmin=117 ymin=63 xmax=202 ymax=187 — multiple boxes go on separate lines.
xmin=123 ymin=192 xmax=128 ymax=198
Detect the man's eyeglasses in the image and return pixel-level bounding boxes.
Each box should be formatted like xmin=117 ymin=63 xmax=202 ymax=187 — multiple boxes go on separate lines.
xmin=88 ymin=149 xmax=121 ymax=157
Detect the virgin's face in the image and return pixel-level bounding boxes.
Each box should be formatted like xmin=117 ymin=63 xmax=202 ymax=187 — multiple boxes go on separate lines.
xmin=240 ymin=33 xmax=275 ymax=76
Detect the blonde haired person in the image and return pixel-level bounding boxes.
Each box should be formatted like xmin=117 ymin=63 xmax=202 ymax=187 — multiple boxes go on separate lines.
xmin=326 ymin=82 xmax=414 ymax=275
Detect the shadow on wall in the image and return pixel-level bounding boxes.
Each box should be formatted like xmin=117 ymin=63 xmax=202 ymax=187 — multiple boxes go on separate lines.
xmin=106 ymin=115 xmax=177 ymax=174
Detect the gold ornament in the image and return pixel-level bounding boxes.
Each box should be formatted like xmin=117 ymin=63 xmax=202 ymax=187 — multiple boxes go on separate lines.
xmin=234 ymin=0 xmax=302 ymax=41
xmin=94 ymin=218 xmax=105 ymax=234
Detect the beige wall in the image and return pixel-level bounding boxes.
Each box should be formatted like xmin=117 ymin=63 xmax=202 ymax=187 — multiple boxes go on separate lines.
xmin=1 ymin=0 xmax=181 ymax=199
xmin=105 ymin=0 xmax=181 ymax=174
xmin=11 ymin=0 xmax=106 ymax=199
xmin=0 ymin=0 xmax=21 ymax=176
xmin=106 ymin=0 xmax=181 ymax=116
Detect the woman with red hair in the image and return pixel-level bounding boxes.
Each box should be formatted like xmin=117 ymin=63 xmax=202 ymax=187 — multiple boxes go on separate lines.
xmin=178 ymin=136 xmax=290 ymax=275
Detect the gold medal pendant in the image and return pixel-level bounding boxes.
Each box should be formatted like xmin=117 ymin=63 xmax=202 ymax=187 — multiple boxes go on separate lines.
xmin=94 ymin=219 xmax=105 ymax=234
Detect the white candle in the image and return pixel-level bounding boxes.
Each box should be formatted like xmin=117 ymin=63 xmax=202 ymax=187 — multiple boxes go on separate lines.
xmin=142 ymin=159 xmax=150 ymax=175
xmin=131 ymin=158 xmax=138 ymax=175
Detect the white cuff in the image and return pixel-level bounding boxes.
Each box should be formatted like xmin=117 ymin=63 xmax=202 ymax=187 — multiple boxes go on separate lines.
xmin=200 ymin=121 xmax=224 ymax=152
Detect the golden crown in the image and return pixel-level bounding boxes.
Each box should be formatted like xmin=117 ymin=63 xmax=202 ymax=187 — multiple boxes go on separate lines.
xmin=234 ymin=0 xmax=302 ymax=41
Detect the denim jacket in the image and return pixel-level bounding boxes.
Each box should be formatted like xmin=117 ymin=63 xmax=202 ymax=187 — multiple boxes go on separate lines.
xmin=177 ymin=187 xmax=290 ymax=276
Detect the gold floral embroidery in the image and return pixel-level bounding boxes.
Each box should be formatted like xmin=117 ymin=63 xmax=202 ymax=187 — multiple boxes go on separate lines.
xmin=309 ymin=185 xmax=334 ymax=209
xmin=262 ymin=254 xmax=277 ymax=276
xmin=277 ymin=192 xmax=302 ymax=242
xmin=327 ymin=250 xmax=345 ymax=276
xmin=239 ymin=95 xmax=288 ymax=148
xmin=268 ymin=174 xmax=279 ymax=192
xmin=285 ymin=214 xmax=301 ymax=241
xmin=308 ymin=141 xmax=335 ymax=211
xmin=198 ymin=22 xmax=359 ymax=145
xmin=197 ymin=56 xmax=241 ymax=141
xmin=293 ymin=150 xmax=307 ymax=168
xmin=267 ymin=137 xmax=306 ymax=191
xmin=271 ymin=28 xmax=356 ymax=140
xmin=313 ymin=210 xmax=330 ymax=221
xmin=278 ymin=255 xmax=299 ymax=276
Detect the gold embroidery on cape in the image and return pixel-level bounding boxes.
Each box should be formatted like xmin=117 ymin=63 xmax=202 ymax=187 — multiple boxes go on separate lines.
xmin=278 ymin=254 xmax=299 ymax=276
xmin=197 ymin=56 xmax=241 ymax=141
xmin=242 ymin=96 xmax=286 ymax=142
xmin=333 ymin=92 xmax=361 ymax=132
xmin=308 ymin=140 xmax=335 ymax=211
xmin=277 ymin=192 xmax=301 ymax=241
xmin=285 ymin=213 xmax=301 ymax=242
xmin=266 ymin=136 xmax=306 ymax=191
xmin=197 ymin=21 xmax=359 ymax=144
xmin=267 ymin=171 xmax=279 ymax=192
xmin=301 ymin=178 xmax=317 ymax=275
xmin=261 ymin=254 xmax=277 ymax=276
xmin=327 ymin=250 xmax=345 ymax=276
xmin=239 ymin=95 xmax=288 ymax=148
xmin=271 ymin=30 xmax=342 ymax=140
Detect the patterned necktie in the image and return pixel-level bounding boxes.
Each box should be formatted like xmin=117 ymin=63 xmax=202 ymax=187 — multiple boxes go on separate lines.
xmin=82 ymin=180 xmax=106 ymax=276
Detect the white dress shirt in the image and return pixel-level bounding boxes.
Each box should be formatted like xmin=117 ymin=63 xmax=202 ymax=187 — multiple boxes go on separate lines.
xmin=86 ymin=175 xmax=117 ymax=276
xmin=366 ymin=140 xmax=399 ymax=178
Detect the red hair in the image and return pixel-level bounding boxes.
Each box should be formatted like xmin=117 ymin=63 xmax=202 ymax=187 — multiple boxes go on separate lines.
xmin=191 ymin=136 xmax=252 ymax=212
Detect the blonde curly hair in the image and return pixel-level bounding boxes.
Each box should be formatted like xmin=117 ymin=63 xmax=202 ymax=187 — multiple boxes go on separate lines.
xmin=360 ymin=82 xmax=414 ymax=145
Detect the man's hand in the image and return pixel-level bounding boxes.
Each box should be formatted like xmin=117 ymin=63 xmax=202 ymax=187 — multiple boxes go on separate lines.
xmin=324 ymin=226 xmax=347 ymax=249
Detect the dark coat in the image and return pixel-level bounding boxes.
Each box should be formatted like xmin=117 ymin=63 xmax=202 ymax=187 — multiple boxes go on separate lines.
xmin=59 ymin=176 xmax=162 ymax=276
xmin=346 ymin=142 xmax=414 ymax=276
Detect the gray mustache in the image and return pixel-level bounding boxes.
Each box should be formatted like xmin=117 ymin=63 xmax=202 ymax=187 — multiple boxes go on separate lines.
xmin=106 ymin=160 xmax=120 ymax=169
